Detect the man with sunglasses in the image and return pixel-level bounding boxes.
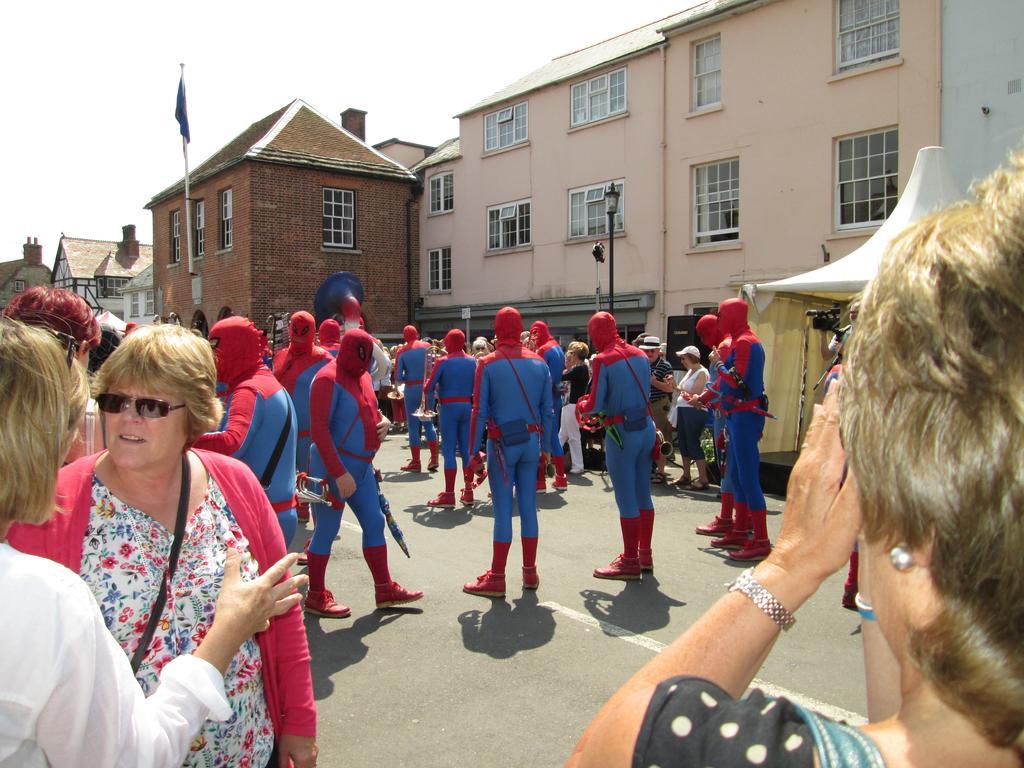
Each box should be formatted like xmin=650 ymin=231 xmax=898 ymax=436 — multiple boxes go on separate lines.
xmin=193 ymin=317 xmax=299 ymax=547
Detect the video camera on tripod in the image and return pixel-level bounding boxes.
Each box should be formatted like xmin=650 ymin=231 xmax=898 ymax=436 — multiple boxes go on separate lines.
xmin=806 ymin=305 xmax=842 ymax=333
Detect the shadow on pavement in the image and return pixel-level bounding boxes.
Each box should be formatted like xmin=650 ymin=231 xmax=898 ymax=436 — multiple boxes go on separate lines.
xmin=458 ymin=590 xmax=557 ymax=659
xmin=381 ymin=471 xmax=436 ymax=484
xmin=305 ymin=610 xmax=410 ymax=699
xmin=695 ymin=546 xmax=751 ymax=568
xmin=579 ymin=576 xmax=686 ymax=636
xmin=408 ymin=503 xmax=473 ymax=529
xmin=536 ymin=492 xmax=567 ymax=510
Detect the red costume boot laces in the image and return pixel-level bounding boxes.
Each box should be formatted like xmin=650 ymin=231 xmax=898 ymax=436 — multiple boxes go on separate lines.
xmin=728 ymin=538 xmax=772 ymax=562
xmin=639 ymin=548 xmax=654 ymax=573
xmin=459 ymin=487 xmax=474 ymax=505
xmin=695 ymin=516 xmax=732 ymax=536
xmin=593 ymin=555 xmax=642 ymax=581
xmin=711 ymin=529 xmax=750 ymax=549
xmin=463 ymin=570 xmax=506 ymax=598
xmin=428 ymin=491 xmax=456 ymax=508
xmin=523 ymin=566 xmax=540 ymax=590
xmin=401 ymin=459 xmax=422 ymax=472
xmin=304 ymin=589 xmax=351 ymax=618
xmin=375 ymin=580 xmax=424 ymax=609
xmin=552 ymin=474 xmax=568 ymax=491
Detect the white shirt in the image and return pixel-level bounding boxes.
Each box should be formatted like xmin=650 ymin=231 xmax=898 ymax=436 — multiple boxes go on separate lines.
xmin=0 ymin=542 xmax=231 ymax=768
xmin=675 ymin=366 xmax=709 ymax=409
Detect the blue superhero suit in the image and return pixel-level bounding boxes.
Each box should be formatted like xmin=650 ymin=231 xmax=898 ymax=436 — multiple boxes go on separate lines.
xmin=394 ymin=324 xmax=439 ymax=470
xmin=463 ymin=307 xmax=553 ymax=598
xmin=578 ymin=311 xmax=657 ymax=579
xmin=531 ymin=320 xmax=568 ymax=488
xmin=424 ymin=328 xmax=477 ymax=506
xmin=194 ymin=316 xmax=298 ymax=546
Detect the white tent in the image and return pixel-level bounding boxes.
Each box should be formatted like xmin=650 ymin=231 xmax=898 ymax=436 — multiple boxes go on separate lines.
xmin=95 ymin=310 xmax=127 ymax=333
xmin=746 ymin=146 xmax=962 ymax=309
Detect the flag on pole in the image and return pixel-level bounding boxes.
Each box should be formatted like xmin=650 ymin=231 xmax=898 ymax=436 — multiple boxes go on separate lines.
xmin=175 ymin=73 xmax=190 ymax=144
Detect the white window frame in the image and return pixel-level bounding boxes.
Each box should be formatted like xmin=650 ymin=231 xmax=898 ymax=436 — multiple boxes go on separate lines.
xmin=693 ymin=35 xmax=721 ymax=110
xmin=13 ymin=279 xmax=25 ymax=292
xmin=322 ymin=187 xmax=356 ymax=248
xmin=836 ymin=127 xmax=899 ymax=230
xmin=219 ymin=189 xmax=233 ymax=250
xmin=568 ymin=180 xmax=625 ymax=238
xmin=130 ymin=292 xmax=140 ymax=317
xmin=194 ymin=200 xmax=205 ymax=258
xmin=428 ymin=247 xmax=452 ymax=292
xmin=428 ymin=172 xmax=454 ymax=214
xmin=486 ymin=199 xmax=532 ymax=251
xmin=570 ymin=67 xmax=627 ymax=127
xmin=693 ymin=158 xmax=740 ymax=245
xmin=836 ymin=0 xmax=900 ymax=71
xmin=145 ymin=290 xmax=155 ymax=316
xmin=484 ymin=101 xmax=528 ymax=152
xmin=170 ymin=210 xmax=181 ymax=264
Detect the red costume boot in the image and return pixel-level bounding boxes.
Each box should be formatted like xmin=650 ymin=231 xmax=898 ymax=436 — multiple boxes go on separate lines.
xmin=460 ymin=468 xmax=475 ymax=504
xmin=429 ymin=468 xmax=458 ymax=507
xmin=304 ymin=552 xmax=351 ymax=618
xmin=551 ymin=455 xmax=568 ymax=491
xmin=297 ymin=539 xmax=309 ymax=566
xmin=729 ymin=509 xmax=772 ymax=561
xmin=638 ymin=508 xmax=655 ymax=572
xmin=696 ymin=492 xmax=734 ymax=536
xmin=363 ymin=545 xmax=423 ymax=608
xmin=594 ymin=517 xmax=642 ymax=580
xmin=522 ymin=536 xmax=539 ymax=589
xmin=401 ymin=446 xmax=422 ymax=472
xmin=427 ymin=441 xmax=440 ymax=471
xmin=297 ymin=502 xmax=311 ymax=523
xmin=536 ymin=458 xmax=548 ymax=493
xmin=464 ymin=541 xmax=510 ymax=598
xmin=712 ymin=501 xmax=750 ymax=549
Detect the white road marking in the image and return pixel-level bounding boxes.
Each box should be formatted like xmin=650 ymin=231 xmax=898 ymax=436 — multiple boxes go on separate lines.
xmin=540 ymin=600 xmax=866 ymax=725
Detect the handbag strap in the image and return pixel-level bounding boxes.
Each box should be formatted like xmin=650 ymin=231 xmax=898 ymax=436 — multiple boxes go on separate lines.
xmin=260 ymin=396 xmax=293 ymax=489
xmin=130 ymin=455 xmax=191 ymax=674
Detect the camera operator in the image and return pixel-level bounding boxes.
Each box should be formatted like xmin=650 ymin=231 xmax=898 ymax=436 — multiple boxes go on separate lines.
xmin=816 ymin=300 xmax=860 ymax=362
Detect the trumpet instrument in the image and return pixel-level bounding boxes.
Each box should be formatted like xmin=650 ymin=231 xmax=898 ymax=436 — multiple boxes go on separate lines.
xmin=296 ymin=472 xmax=328 ymax=504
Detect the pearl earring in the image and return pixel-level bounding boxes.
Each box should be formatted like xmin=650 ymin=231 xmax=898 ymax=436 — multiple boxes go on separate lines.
xmin=889 ymin=545 xmax=915 ymax=571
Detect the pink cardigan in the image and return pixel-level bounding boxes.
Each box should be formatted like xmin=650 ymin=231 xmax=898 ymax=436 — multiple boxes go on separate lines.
xmin=8 ymin=449 xmax=316 ymax=739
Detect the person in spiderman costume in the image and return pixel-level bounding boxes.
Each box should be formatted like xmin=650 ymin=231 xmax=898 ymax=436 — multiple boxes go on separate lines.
xmin=530 ymin=320 xmax=568 ymax=492
xmin=705 ymin=297 xmax=772 ymax=561
xmin=577 ymin=311 xmax=658 ymax=580
xmin=423 ymin=328 xmax=478 ymax=508
xmin=463 ymin=307 xmax=553 ymax=598
xmin=688 ymin=313 xmax=740 ymax=537
xmin=193 ymin=316 xmax=299 ymax=546
xmin=318 ymin=318 xmax=341 ymax=357
xmin=394 ymin=325 xmax=439 ymax=472
xmin=273 ymin=311 xmax=333 ymax=523
xmin=304 ymin=329 xmax=423 ymax=618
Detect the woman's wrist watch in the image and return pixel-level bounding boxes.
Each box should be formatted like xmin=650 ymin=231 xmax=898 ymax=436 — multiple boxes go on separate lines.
xmin=728 ymin=567 xmax=797 ymax=631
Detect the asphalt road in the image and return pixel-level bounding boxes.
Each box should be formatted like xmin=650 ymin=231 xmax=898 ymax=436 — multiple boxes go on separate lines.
xmin=295 ymin=434 xmax=866 ymax=768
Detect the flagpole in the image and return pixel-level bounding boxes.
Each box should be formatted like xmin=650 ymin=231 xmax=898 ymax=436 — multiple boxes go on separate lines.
xmin=181 ymin=63 xmax=194 ymax=276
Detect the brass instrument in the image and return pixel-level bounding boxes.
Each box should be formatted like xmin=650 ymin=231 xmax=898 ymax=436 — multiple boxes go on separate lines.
xmin=296 ymin=472 xmax=328 ymax=504
xmin=655 ymin=430 xmax=674 ymax=457
xmin=412 ymin=347 xmax=439 ymax=420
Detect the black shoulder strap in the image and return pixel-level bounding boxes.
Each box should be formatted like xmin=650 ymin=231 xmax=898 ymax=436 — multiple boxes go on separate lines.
xmin=131 ymin=455 xmax=191 ymax=674
xmin=260 ymin=396 xmax=294 ymax=489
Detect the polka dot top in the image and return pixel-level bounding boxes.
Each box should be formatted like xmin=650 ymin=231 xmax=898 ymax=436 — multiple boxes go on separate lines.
xmin=633 ymin=676 xmax=819 ymax=767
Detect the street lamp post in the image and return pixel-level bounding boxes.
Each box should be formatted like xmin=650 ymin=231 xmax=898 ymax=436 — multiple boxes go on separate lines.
xmin=605 ymin=181 xmax=620 ymax=314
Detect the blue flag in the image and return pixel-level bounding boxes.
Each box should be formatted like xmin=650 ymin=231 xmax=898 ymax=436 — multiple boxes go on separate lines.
xmin=175 ymin=74 xmax=190 ymax=143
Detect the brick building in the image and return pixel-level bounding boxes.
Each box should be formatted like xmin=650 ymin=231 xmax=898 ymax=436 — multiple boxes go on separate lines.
xmin=146 ymin=100 xmax=420 ymax=339
xmin=0 ymin=238 xmax=52 ymax=310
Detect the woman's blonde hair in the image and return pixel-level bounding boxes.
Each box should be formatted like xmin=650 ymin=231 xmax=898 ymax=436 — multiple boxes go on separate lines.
xmin=568 ymin=341 xmax=590 ymax=360
xmin=94 ymin=324 xmax=222 ymax=443
xmin=0 ymin=319 xmax=89 ymax=525
xmin=841 ymin=153 xmax=1024 ymax=750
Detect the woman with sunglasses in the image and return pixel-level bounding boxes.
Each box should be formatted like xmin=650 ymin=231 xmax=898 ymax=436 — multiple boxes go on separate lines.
xmin=1 ymin=319 xmax=308 ymax=767
xmin=9 ymin=324 xmax=318 ymax=768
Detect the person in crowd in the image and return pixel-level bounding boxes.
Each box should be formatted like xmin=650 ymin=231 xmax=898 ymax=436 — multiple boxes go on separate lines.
xmin=531 ymin=320 xmax=569 ymax=491
xmin=387 ymin=345 xmax=408 ymax=432
xmin=3 ymin=285 xmax=102 ymax=461
xmin=394 ymin=324 xmax=439 ymax=472
xmin=194 ymin=317 xmax=299 ymax=548
xmin=317 ymin=318 xmax=341 ymax=357
xmin=0 ymin=318 xmax=308 ymax=768
xmin=424 ymin=328 xmax=478 ymax=508
xmin=7 ymin=323 xmax=318 ymax=768
xmin=578 ymin=313 xmax=657 ymax=579
xmin=472 ymin=336 xmax=493 ymax=358
xmin=464 ymin=307 xmax=553 ymax=599
xmin=89 ymin=326 xmax=123 ymax=374
xmin=567 ymin=155 xmax=1024 ymax=768
xmin=273 ymin=311 xmax=333 ymax=526
xmin=638 ymin=336 xmax=675 ymax=484
xmin=818 ymin=299 xmax=860 ymax=363
xmin=306 ymin=329 xmax=423 ymax=618
xmin=558 ymin=341 xmax=591 ymax=475
xmin=672 ymin=345 xmax=710 ymax=490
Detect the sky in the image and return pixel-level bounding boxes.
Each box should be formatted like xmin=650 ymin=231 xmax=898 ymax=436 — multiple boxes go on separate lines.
xmin=2 ymin=0 xmax=691 ymax=267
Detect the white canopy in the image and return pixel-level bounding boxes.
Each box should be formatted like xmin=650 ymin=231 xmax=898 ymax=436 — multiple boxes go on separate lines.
xmin=95 ymin=310 xmax=127 ymax=333
xmin=747 ymin=146 xmax=962 ymax=306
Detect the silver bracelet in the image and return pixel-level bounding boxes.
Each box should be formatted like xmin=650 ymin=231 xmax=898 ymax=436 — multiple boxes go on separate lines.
xmin=728 ymin=567 xmax=797 ymax=631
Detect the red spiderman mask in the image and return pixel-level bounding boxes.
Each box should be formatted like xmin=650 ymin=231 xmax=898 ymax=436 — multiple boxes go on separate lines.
xmin=494 ymin=307 xmax=523 ymax=347
xmin=444 ymin=328 xmax=467 ymax=356
xmin=717 ymin=298 xmax=751 ymax=338
xmin=403 ymin=325 xmax=419 ymax=343
xmin=337 ymin=328 xmax=374 ymax=378
xmin=319 ymin=319 xmax=341 ymax=347
xmin=288 ymin=311 xmax=316 ymax=356
xmin=335 ymin=329 xmax=380 ymax=451
xmin=696 ymin=314 xmax=723 ymax=348
xmin=209 ymin=317 xmax=263 ymax=388
xmin=588 ymin=311 xmax=620 ymax=353
xmin=530 ymin=320 xmax=552 ymax=348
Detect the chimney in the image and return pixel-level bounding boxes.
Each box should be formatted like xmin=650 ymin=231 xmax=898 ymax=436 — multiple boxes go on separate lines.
xmin=341 ymin=108 xmax=367 ymax=141
xmin=118 ymin=224 xmax=140 ymax=262
xmin=23 ymin=237 xmax=43 ymax=266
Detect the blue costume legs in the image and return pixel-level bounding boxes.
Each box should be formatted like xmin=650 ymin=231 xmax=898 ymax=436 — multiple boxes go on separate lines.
xmin=277 ymin=508 xmax=298 ymax=548
xmin=604 ymin=424 xmax=655 ymax=520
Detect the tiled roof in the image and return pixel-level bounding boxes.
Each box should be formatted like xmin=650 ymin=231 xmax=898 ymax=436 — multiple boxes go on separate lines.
xmin=59 ymin=237 xmax=153 ymax=280
xmin=458 ymin=0 xmax=759 ymax=116
xmin=148 ymin=100 xmax=416 ymax=206
xmin=124 ymin=263 xmax=153 ymax=291
xmin=0 ymin=260 xmax=22 ymax=288
xmin=411 ymin=138 xmax=461 ymax=174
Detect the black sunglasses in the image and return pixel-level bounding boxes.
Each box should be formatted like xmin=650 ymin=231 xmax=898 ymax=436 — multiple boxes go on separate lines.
xmin=49 ymin=329 xmax=80 ymax=367
xmin=96 ymin=393 xmax=187 ymax=419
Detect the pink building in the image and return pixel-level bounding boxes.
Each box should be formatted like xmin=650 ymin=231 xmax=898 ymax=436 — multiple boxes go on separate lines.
xmin=415 ymin=0 xmax=939 ymax=349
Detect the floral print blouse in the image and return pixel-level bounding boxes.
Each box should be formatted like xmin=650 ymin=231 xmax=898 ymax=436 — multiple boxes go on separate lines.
xmin=80 ymin=474 xmax=274 ymax=768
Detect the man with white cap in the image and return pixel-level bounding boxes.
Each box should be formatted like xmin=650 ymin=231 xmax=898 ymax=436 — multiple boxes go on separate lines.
xmin=638 ymin=336 xmax=675 ymax=483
